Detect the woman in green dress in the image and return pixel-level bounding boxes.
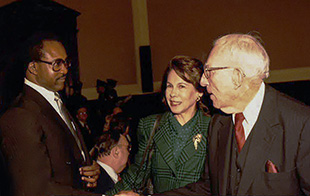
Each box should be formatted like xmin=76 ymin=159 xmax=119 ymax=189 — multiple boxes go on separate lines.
xmin=107 ymin=55 xmax=211 ymax=195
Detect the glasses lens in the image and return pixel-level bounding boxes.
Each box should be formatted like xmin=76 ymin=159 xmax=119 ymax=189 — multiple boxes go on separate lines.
xmin=52 ymin=59 xmax=71 ymax=71
xmin=204 ymin=69 xmax=210 ymax=78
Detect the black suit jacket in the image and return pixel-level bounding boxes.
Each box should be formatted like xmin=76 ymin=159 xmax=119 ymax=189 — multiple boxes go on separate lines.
xmin=0 ymin=85 xmax=96 ymax=196
xmin=93 ymin=166 xmax=115 ymax=194
xmin=161 ymin=85 xmax=310 ymax=195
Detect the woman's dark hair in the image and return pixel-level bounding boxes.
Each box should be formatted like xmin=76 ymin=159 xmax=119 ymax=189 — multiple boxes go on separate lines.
xmin=161 ymin=55 xmax=208 ymax=113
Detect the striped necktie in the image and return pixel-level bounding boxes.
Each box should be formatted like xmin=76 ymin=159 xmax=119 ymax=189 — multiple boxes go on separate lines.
xmin=54 ymin=93 xmax=85 ymax=160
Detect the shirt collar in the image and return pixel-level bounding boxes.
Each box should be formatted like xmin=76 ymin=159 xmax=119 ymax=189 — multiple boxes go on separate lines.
xmin=24 ymin=78 xmax=61 ymax=115
xmin=242 ymin=82 xmax=265 ymax=126
xmin=24 ymin=78 xmax=57 ymax=104
xmin=96 ymin=160 xmax=118 ymax=183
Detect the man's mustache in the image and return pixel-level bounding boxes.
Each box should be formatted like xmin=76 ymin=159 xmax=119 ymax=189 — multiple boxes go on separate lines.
xmin=57 ymin=75 xmax=67 ymax=80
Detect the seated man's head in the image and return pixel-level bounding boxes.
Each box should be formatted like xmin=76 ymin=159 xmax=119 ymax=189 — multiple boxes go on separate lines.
xmin=93 ymin=130 xmax=130 ymax=174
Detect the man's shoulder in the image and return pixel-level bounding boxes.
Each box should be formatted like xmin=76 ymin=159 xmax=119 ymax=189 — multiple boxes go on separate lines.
xmin=0 ymin=91 xmax=46 ymax=126
xmin=266 ymin=86 xmax=310 ymax=116
xmin=0 ymin=101 xmax=40 ymax=128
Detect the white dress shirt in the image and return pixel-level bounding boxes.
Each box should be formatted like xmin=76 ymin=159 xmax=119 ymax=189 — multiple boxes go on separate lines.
xmin=96 ymin=160 xmax=119 ymax=184
xmin=24 ymin=78 xmax=62 ymax=118
xmin=233 ymin=82 xmax=265 ymax=140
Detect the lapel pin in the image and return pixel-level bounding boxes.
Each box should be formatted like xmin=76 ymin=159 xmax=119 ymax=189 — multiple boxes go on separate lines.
xmin=193 ymin=134 xmax=202 ymax=150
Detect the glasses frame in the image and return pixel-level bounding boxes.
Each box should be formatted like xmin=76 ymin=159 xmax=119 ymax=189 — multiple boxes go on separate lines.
xmin=203 ymin=66 xmax=246 ymax=79
xmin=36 ymin=58 xmax=71 ymax=72
xmin=203 ymin=66 xmax=230 ymax=79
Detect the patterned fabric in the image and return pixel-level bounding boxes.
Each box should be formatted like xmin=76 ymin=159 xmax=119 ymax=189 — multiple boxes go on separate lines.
xmin=169 ymin=111 xmax=199 ymax=159
xmin=106 ymin=110 xmax=211 ymax=195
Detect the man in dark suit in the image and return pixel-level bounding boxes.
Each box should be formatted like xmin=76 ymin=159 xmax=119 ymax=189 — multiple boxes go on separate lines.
xmin=92 ymin=130 xmax=130 ymax=194
xmin=158 ymin=33 xmax=310 ymax=195
xmin=75 ymin=104 xmax=98 ymax=150
xmin=0 ymin=33 xmax=100 ymax=195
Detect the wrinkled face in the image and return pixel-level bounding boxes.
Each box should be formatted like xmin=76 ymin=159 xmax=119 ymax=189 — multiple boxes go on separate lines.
xmin=76 ymin=107 xmax=88 ymax=122
xmin=34 ymin=41 xmax=68 ymax=92
xmin=200 ymin=47 xmax=238 ymax=113
xmin=165 ymin=69 xmax=202 ymax=117
xmin=117 ymin=135 xmax=130 ymax=173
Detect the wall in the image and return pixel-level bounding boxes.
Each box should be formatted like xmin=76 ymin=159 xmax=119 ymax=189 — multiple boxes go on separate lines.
xmin=147 ymin=0 xmax=310 ymax=83
xmin=54 ymin=0 xmax=136 ymax=88
xmin=1 ymin=0 xmax=310 ymax=99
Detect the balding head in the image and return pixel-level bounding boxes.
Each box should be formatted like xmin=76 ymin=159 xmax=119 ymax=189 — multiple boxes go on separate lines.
xmin=213 ymin=33 xmax=270 ymax=80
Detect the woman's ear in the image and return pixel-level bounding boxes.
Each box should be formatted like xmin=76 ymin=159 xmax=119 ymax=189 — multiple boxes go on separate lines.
xmin=196 ymin=91 xmax=203 ymax=102
xmin=232 ymin=68 xmax=244 ymax=89
xmin=27 ymin=62 xmax=38 ymax=75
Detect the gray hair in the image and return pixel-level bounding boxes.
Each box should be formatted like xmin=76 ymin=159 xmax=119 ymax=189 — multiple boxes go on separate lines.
xmin=213 ymin=33 xmax=270 ymax=79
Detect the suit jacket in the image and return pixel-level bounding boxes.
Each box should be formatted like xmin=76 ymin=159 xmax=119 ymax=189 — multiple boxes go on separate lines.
xmin=93 ymin=167 xmax=115 ymax=194
xmin=107 ymin=110 xmax=211 ymax=195
xmin=0 ymin=148 xmax=11 ymax=196
xmin=77 ymin=121 xmax=97 ymax=151
xmin=161 ymin=85 xmax=310 ymax=195
xmin=0 ymin=85 xmax=97 ymax=196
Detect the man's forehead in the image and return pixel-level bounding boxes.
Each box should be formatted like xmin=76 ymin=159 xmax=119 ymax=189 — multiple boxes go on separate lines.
xmin=205 ymin=49 xmax=237 ymax=68
xmin=41 ymin=40 xmax=67 ymax=58
xmin=78 ymin=107 xmax=87 ymax=112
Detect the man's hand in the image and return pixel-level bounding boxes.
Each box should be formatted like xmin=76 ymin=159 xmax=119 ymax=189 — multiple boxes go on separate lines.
xmin=79 ymin=160 xmax=100 ymax=188
xmin=115 ymin=190 xmax=139 ymax=196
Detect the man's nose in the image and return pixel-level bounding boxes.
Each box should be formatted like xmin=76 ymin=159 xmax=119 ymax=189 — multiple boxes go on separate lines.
xmin=59 ymin=63 xmax=68 ymax=75
xmin=200 ymin=74 xmax=209 ymax=87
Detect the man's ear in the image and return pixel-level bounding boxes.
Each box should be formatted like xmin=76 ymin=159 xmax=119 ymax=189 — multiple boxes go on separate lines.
xmin=232 ymin=69 xmax=244 ymax=89
xmin=111 ymin=146 xmax=120 ymax=159
xmin=27 ymin=62 xmax=38 ymax=75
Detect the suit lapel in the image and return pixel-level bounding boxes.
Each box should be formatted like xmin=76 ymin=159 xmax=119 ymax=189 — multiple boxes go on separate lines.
xmin=237 ymin=85 xmax=282 ymax=195
xmin=153 ymin=113 xmax=177 ymax=175
xmin=24 ymin=85 xmax=88 ymax=164
xmin=216 ymin=115 xmax=234 ymax=196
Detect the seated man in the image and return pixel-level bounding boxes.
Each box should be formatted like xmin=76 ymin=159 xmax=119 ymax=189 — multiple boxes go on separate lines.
xmin=91 ymin=130 xmax=131 ymax=194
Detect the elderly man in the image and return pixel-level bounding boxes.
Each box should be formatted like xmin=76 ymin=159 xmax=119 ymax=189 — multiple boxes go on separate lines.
xmin=154 ymin=33 xmax=310 ymax=196
xmin=92 ymin=130 xmax=130 ymax=194
xmin=0 ymin=33 xmax=100 ymax=195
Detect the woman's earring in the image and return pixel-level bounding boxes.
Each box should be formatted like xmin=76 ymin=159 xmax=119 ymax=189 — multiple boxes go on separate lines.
xmin=196 ymin=96 xmax=201 ymax=102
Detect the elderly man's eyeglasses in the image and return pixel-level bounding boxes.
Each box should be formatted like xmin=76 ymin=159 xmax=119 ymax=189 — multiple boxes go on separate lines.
xmin=36 ymin=58 xmax=71 ymax=72
xmin=203 ymin=66 xmax=245 ymax=79
xmin=203 ymin=66 xmax=230 ymax=79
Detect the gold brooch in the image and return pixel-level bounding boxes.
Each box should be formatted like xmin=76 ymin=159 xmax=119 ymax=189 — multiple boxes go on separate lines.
xmin=193 ymin=134 xmax=202 ymax=150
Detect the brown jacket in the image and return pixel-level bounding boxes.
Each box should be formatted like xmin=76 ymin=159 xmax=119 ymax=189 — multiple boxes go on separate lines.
xmin=0 ymin=85 xmax=97 ymax=196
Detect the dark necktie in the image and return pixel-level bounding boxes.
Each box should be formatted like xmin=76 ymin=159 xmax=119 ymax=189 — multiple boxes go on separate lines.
xmin=235 ymin=113 xmax=245 ymax=152
xmin=54 ymin=93 xmax=85 ymax=160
